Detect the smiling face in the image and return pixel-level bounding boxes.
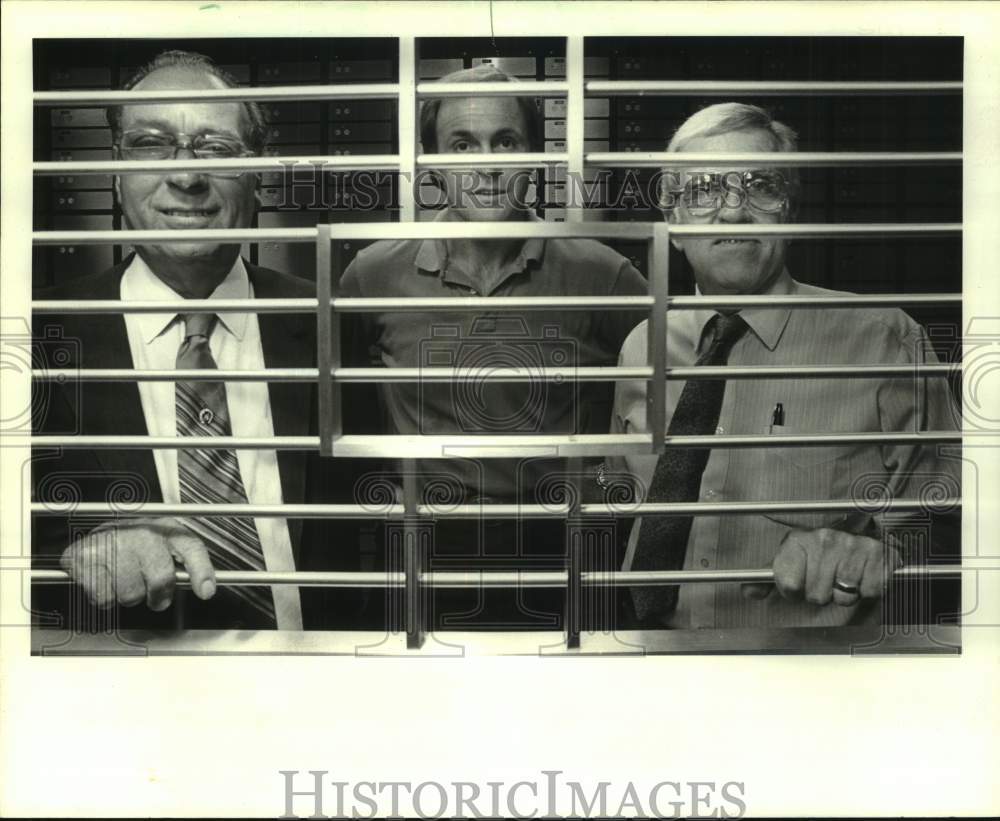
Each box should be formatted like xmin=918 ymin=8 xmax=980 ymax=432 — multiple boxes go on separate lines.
xmin=432 ymin=96 xmax=533 ymax=222
xmin=668 ymin=128 xmax=791 ymax=295
xmin=115 ymin=64 xmax=257 ymax=294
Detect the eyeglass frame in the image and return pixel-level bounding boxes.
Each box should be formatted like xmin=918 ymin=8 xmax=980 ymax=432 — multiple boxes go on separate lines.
xmin=114 ymin=128 xmax=256 ymax=178
xmin=658 ymin=168 xmax=796 ymax=219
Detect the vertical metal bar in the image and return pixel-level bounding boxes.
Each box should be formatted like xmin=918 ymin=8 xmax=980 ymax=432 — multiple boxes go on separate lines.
xmin=402 ymin=458 xmax=425 ymax=648
xmin=316 ymin=223 xmax=334 ymax=457
xmin=564 ymin=35 xmax=586 ymax=223
xmin=562 ymin=36 xmax=586 ymax=642
xmin=329 ymin=236 xmax=344 ymax=446
xmin=398 ymin=36 xmax=418 ymax=223
xmin=648 ymin=223 xmax=670 ymax=454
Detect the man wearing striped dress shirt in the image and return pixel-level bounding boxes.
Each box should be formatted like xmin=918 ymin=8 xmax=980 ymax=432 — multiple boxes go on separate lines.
xmin=33 ymin=50 xmax=366 ymax=631
xmin=611 ymin=103 xmax=961 ymax=630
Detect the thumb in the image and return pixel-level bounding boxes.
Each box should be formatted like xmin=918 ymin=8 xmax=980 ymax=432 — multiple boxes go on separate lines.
xmin=741 ymin=582 xmax=774 ymax=600
xmin=163 ymin=519 xmax=217 ymax=600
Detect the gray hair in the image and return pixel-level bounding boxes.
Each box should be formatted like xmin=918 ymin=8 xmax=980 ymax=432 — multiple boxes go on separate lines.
xmin=661 ymin=102 xmax=800 ymax=212
xmin=667 ymin=102 xmax=798 ymax=153
xmin=106 ymin=50 xmax=268 ymax=156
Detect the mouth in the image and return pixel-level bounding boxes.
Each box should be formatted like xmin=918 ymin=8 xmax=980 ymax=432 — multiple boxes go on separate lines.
xmin=158 ymin=207 xmax=220 ymax=221
xmin=712 ymin=238 xmax=760 ymax=246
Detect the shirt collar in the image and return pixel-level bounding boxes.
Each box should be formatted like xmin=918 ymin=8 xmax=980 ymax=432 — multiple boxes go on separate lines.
xmin=414 ymin=208 xmax=545 ymax=283
xmin=692 ymin=269 xmax=795 ymax=353
xmin=120 ymin=254 xmax=251 ymax=344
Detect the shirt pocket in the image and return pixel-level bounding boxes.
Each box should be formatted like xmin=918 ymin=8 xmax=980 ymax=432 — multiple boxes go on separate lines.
xmin=759 ymin=427 xmax=857 ymax=531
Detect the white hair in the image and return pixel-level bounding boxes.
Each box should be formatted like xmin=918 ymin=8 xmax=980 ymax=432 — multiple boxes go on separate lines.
xmin=667 ymin=102 xmax=799 ymax=153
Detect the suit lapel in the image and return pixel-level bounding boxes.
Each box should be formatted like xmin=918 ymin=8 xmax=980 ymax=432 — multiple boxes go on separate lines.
xmin=248 ymin=264 xmax=314 ymax=556
xmin=75 ymin=261 xmax=162 ymax=501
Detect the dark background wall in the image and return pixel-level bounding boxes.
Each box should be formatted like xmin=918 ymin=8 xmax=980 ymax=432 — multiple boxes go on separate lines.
xmin=33 ymin=35 xmax=961 ymax=343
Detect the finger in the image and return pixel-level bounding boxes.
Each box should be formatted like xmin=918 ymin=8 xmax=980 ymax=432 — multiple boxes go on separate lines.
xmin=773 ymin=535 xmax=808 ymax=601
xmin=130 ymin=536 xmax=179 ymax=612
xmin=832 ymin=543 xmax=867 ymax=607
xmin=111 ymin=546 xmax=147 ymax=608
xmin=859 ymin=543 xmax=903 ymax=599
xmin=741 ymin=582 xmax=774 ymax=600
xmin=62 ymin=538 xmax=116 ymax=609
xmin=806 ymin=533 xmax=843 ymax=607
xmin=168 ymin=528 xmax=217 ymax=600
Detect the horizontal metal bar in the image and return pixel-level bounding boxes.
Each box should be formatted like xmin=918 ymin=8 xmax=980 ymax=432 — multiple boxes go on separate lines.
xmin=32 ymin=362 xmax=961 ymax=384
xmin=29 ymin=565 xmax=967 ymax=589
xmin=31 ymin=435 xmax=319 ymax=450
xmin=34 ymin=155 xmax=401 ymax=176
xmin=668 ymin=293 xmax=962 ymax=308
xmin=29 ymin=498 xmax=961 ymax=519
xmin=31 ymin=223 xmax=962 ymax=249
xmin=33 ymin=84 xmax=401 ymax=106
xmin=332 ymin=295 xmax=653 ymax=312
xmin=668 ymin=223 xmax=961 ymax=238
xmin=32 ymin=221 xmax=658 ymax=246
xmin=33 ymin=228 xmax=318 ymax=246
xmin=31 ymin=291 xmax=961 ymax=317
xmin=589 ymin=151 xmax=961 ymax=168
xmin=585 ymin=80 xmax=963 ymax=96
xmin=29 ymin=431 xmax=961 ymax=455
xmin=32 ymin=297 xmax=317 ymax=314
xmin=417 ymin=152 xmax=566 ymax=167
xmin=416 ymin=80 xmax=569 ymax=98
xmin=29 ymin=625 xmax=963 ymax=655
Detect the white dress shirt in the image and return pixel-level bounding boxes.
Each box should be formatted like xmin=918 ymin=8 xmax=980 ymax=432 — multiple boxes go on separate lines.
xmin=121 ymin=255 xmax=302 ymax=629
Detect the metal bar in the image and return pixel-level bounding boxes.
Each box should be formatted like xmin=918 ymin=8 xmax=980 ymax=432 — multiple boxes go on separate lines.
xmin=31 ymin=564 xmax=967 ymax=588
xmin=417 ymin=152 xmax=567 ymax=168
xmin=585 ymin=80 xmax=963 ymax=96
xmin=416 ymin=80 xmax=569 ymax=98
xmin=398 ymin=36 xmax=417 ymax=223
xmin=34 ymin=362 xmax=961 ymax=384
xmin=34 ymin=229 xmax=318 ymax=246
xmin=33 ymin=84 xmax=401 ymax=106
xmin=648 ymin=224 xmax=670 ymax=454
xmin=316 ymin=225 xmax=335 ymax=457
xmin=31 ymin=222 xmax=960 ymax=248
xmin=588 ymin=151 xmax=961 ymax=168
xmin=32 ymin=569 xmax=405 ymax=587
xmin=32 ymin=293 xmax=961 ymax=315
xmin=28 ymin=498 xmax=962 ymax=519
xmin=33 ymin=221 xmax=657 ymax=245
xmin=28 ymin=625 xmax=962 ymax=656
xmin=565 ymin=34 xmax=586 ymax=225
xmin=34 ymin=155 xmax=401 ymax=176
xmin=402 ymin=460 xmax=425 ymax=649
xmin=31 ymin=431 xmax=961 ymax=455
xmin=667 ymin=223 xmax=962 ymax=238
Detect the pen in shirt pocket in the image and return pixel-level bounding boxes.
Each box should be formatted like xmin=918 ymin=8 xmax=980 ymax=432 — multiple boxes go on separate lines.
xmin=767 ymin=402 xmax=785 ymax=434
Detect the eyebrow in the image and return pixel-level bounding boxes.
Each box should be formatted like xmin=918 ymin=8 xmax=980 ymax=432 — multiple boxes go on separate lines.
xmin=442 ymin=127 xmax=526 ymax=143
xmin=123 ymin=118 xmax=242 ymax=140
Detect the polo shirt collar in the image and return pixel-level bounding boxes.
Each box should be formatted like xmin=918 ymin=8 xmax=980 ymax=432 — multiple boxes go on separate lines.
xmin=693 ymin=269 xmax=795 ymax=353
xmin=414 ymin=208 xmax=545 ymax=287
xmin=120 ymin=253 xmax=251 ymax=344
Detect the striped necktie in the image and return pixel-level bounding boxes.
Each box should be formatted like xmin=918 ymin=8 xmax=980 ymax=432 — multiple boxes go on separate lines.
xmin=631 ymin=312 xmax=749 ymax=623
xmin=175 ymin=312 xmax=276 ymax=626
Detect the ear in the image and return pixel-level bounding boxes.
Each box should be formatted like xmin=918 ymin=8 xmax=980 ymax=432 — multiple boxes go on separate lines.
xmin=664 ymin=209 xmax=686 ymax=253
xmin=112 ymin=145 xmax=121 ymax=205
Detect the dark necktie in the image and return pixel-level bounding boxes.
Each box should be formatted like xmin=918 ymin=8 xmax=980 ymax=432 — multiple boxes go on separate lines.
xmin=631 ymin=312 xmax=749 ymax=622
xmin=175 ymin=312 xmax=276 ymax=626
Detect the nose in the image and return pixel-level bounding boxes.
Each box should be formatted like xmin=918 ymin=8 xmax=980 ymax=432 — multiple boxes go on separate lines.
xmin=165 ymin=145 xmax=209 ymax=190
xmin=716 ymin=193 xmax=752 ymax=223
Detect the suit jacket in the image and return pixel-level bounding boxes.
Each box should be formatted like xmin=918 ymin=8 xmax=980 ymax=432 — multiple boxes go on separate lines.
xmin=31 ymin=256 xmax=376 ymax=631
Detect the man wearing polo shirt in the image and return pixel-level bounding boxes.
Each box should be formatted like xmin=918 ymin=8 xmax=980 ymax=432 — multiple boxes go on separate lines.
xmin=339 ymin=66 xmax=647 ymax=629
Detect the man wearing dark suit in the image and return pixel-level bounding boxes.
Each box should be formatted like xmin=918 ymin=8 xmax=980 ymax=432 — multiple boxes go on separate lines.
xmin=32 ymin=50 xmax=364 ymax=631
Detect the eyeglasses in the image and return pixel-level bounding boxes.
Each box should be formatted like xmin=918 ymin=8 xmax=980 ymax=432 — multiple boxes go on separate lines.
xmin=663 ymin=169 xmax=791 ymax=218
xmin=117 ymin=129 xmax=253 ymax=178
